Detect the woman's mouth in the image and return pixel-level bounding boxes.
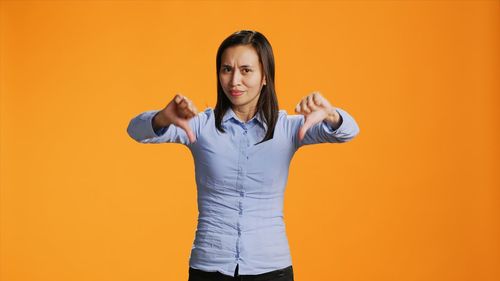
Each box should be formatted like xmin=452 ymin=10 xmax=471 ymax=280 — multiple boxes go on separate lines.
xmin=230 ymin=90 xmax=244 ymax=97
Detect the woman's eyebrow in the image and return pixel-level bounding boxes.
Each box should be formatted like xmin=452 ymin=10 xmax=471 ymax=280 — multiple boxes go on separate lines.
xmin=222 ymin=64 xmax=253 ymax=68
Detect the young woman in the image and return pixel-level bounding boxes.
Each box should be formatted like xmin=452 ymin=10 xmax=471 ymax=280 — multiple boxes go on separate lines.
xmin=127 ymin=30 xmax=360 ymax=281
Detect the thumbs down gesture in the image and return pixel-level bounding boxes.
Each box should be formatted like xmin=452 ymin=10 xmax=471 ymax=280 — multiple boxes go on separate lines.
xmin=295 ymin=91 xmax=342 ymax=142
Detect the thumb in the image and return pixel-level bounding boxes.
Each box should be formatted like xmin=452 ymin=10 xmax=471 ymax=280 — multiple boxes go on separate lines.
xmin=298 ymin=120 xmax=311 ymax=143
xmin=298 ymin=113 xmax=322 ymax=142
xmin=176 ymin=119 xmax=196 ymax=144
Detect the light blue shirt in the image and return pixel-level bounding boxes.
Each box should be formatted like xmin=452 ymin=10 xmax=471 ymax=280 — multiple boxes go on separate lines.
xmin=127 ymin=106 xmax=360 ymax=276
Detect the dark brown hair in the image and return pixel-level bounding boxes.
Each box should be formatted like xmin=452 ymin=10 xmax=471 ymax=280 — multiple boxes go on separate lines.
xmin=214 ymin=30 xmax=279 ymax=144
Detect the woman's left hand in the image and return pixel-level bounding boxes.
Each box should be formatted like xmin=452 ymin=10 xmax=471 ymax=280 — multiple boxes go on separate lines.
xmin=295 ymin=91 xmax=341 ymax=142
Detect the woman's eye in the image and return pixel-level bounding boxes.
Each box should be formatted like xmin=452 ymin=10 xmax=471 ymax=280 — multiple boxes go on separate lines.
xmin=221 ymin=67 xmax=251 ymax=73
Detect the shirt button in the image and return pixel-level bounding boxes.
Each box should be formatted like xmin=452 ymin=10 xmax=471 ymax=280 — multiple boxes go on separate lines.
xmin=239 ymin=192 xmax=244 ymax=197
xmin=243 ymin=131 xmax=247 ymax=135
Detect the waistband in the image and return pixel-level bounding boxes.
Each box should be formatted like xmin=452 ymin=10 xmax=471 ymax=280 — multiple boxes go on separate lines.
xmin=189 ymin=264 xmax=293 ymax=280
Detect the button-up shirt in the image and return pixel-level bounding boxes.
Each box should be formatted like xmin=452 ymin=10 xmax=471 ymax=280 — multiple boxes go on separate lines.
xmin=127 ymin=106 xmax=360 ymax=276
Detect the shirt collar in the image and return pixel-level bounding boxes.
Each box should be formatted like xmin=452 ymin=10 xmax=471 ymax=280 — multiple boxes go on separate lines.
xmin=222 ymin=107 xmax=267 ymax=130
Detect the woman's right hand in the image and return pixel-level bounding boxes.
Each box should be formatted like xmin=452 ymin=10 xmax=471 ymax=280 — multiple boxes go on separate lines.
xmin=153 ymin=94 xmax=198 ymax=143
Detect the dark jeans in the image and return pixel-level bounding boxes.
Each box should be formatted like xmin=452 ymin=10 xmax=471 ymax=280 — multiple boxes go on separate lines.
xmin=188 ymin=264 xmax=294 ymax=281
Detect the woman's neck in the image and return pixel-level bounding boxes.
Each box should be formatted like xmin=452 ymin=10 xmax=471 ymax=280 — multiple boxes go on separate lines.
xmin=231 ymin=105 xmax=257 ymax=123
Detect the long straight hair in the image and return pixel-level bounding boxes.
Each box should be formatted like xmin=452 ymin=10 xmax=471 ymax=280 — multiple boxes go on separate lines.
xmin=214 ymin=30 xmax=279 ymax=144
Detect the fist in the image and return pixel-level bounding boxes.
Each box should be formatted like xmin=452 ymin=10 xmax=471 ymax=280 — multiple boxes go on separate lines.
xmin=170 ymin=94 xmax=198 ymax=119
xmin=156 ymin=94 xmax=198 ymax=143
xmin=294 ymin=91 xmax=340 ymax=142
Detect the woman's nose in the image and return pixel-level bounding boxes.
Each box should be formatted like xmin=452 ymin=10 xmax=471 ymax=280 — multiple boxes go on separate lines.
xmin=230 ymin=69 xmax=242 ymax=86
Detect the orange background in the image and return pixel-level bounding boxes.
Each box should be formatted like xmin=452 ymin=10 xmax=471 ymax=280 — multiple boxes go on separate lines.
xmin=1 ymin=1 xmax=499 ymax=280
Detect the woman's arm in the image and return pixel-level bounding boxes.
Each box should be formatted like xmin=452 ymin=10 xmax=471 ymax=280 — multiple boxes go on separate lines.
xmin=126 ymin=94 xmax=205 ymax=145
xmin=288 ymin=91 xmax=360 ymax=148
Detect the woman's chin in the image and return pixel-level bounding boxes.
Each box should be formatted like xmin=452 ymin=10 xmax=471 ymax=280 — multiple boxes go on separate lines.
xmin=226 ymin=94 xmax=244 ymax=103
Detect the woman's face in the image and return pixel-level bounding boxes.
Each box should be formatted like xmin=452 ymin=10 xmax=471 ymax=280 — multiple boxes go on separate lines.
xmin=219 ymin=44 xmax=266 ymax=111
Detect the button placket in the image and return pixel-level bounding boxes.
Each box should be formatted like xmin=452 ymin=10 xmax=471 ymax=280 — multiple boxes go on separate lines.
xmin=235 ymin=126 xmax=249 ymax=262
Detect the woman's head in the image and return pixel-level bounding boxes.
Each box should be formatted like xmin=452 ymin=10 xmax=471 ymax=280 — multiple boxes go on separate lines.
xmin=218 ymin=45 xmax=266 ymax=113
xmin=215 ymin=30 xmax=279 ymax=143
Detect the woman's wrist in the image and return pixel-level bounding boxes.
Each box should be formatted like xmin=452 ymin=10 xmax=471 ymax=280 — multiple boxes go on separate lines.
xmin=324 ymin=108 xmax=342 ymax=130
xmin=153 ymin=111 xmax=171 ymax=130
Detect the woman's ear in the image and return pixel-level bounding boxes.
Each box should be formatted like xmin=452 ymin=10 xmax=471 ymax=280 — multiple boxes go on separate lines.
xmin=263 ymin=76 xmax=267 ymax=85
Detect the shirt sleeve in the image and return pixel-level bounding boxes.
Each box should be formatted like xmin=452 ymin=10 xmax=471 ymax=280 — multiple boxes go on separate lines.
xmin=126 ymin=108 xmax=210 ymax=146
xmin=288 ymin=107 xmax=360 ymax=149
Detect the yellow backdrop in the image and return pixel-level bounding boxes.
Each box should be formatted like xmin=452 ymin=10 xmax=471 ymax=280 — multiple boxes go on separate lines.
xmin=1 ymin=1 xmax=499 ymax=280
